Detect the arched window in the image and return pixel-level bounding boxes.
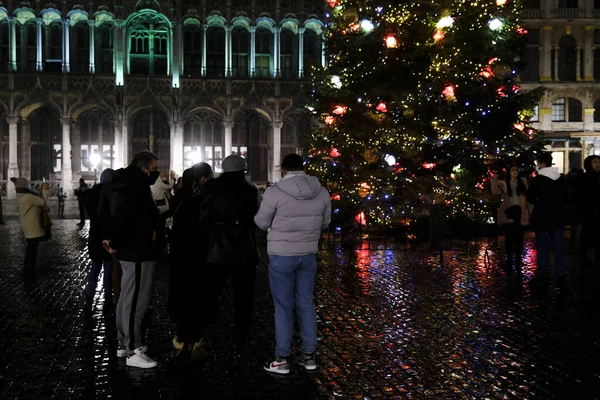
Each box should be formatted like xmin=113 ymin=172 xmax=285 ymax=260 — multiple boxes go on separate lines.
xmin=0 ymin=19 xmax=8 ymax=72
xmin=551 ymin=97 xmax=582 ymax=122
xmin=183 ymin=23 xmax=202 ymax=77
xmin=130 ymin=108 xmax=171 ymax=172
xmin=183 ymin=111 xmax=224 ymax=171
xmin=29 ymin=109 xmax=62 ymax=180
xmin=71 ymin=22 xmax=89 ymax=73
xmin=78 ymin=108 xmax=114 ymax=174
xmin=96 ymin=24 xmax=113 ymax=74
xmin=231 ymin=27 xmax=249 ymax=78
xmin=593 ymin=99 xmax=600 ymax=122
xmin=127 ymin=11 xmax=170 ymax=76
xmin=280 ymin=28 xmax=297 ymax=79
xmin=303 ymin=28 xmax=321 ymax=73
xmin=206 ymin=26 xmax=225 ymax=77
xmin=255 ymin=28 xmax=271 ymax=78
xmin=42 ymin=22 xmax=62 ymax=72
xmin=558 ymin=35 xmax=577 ymax=81
xmin=16 ymin=18 xmax=36 ymax=72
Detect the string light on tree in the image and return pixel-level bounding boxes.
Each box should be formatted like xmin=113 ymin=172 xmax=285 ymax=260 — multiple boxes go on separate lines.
xmin=488 ymin=18 xmax=503 ymax=31
xmin=360 ymin=19 xmax=375 ymax=32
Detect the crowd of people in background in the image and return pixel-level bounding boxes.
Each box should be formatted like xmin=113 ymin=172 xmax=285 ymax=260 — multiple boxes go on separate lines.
xmin=492 ymin=153 xmax=600 ymax=287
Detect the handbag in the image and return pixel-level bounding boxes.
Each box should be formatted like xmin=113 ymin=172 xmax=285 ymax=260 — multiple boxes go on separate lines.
xmin=504 ymin=205 xmax=522 ymax=222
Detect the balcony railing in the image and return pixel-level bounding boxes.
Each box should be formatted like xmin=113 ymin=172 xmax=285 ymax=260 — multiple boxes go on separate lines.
xmin=523 ymin=9 xmax=542 ymax=19
xmin=550 ymin=8 xmax=583 ymax=18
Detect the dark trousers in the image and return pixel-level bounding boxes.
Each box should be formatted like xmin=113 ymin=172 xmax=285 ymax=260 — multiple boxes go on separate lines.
xmin=176 ymin=263 xmax=257 ymax=346
xmin=78 ymin=201 xmax=85 ymax=224
xmin=504 ymin=223 xmax=524 ymax=265
xmin=58 ymin=202 xmax=65 ymax=218
xmin=24 ymin=238 xmax=40 ymax=276
xmin=535 ymin=228 xmax=566 ymax=278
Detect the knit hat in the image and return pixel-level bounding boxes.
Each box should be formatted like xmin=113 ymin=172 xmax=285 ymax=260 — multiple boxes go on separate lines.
xmin=222 ymin=155 xmax=247 ymax=173
xmin=14 ymin=177 xmax=29 ymax=189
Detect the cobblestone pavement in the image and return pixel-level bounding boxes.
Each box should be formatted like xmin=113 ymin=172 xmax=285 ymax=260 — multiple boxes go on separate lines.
xmin=1 ymin=220 xmax=599 ymax=399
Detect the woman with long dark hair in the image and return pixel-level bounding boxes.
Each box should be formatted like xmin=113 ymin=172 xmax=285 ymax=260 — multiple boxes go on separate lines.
xmin=492 ymin=165 xmax=530 ymax=270
xmin=168 ymin=162 xmax=213 ymax=361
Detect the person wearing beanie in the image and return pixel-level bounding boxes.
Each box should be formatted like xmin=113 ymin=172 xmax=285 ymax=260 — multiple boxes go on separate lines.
xmin=15 ymin=177 xmax=50 ymax=279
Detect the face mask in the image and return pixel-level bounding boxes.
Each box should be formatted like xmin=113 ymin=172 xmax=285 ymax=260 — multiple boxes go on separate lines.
xmin=148 ymin=170 xmax=160 ymax=185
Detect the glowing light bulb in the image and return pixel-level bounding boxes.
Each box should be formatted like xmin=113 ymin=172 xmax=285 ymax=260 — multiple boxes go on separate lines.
xmin=385 ymin=34 xmax=398 ymax=48
xmin=489 ymin=18 xmax=502 ymax=30
xmin=331 ymin=75 xmax=342 ymax=89
xmin=384 ymin=154 xmax=396 ymax=166
xmin=360 ymin=19 xmax=374 ymax=32
xmin=496 ymin=0 xmax=507 ymax=5
xmin=436 ymin=16 xmax=454 ymax=29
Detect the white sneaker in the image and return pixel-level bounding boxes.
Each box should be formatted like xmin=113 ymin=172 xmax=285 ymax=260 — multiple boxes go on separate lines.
xmin=117 ymin=344 xmax=147 ymax=358
xmin=126 ymin=348 xmax=157 ymax=369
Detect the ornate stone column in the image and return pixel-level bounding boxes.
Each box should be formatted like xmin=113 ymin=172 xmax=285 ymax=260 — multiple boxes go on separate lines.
xmin=170 ymin=120 xmax=184 ymax=175
xmin=584 ymin=108 xmax=595 ymax=132
xmin=89 ymin=20 xmax=95 ymax=73
xmin=273 ymin=27 xmax=280 ymax=78
xmin=202 ymin=25 xmax=207 ymax=77
xmin=9 ymin=17 xmax=16 ymax=71
xmin=271 ymin=120 xmax=283 ymax=183
xmin=584 ymin=26 xmax=594 ymax=81
xmin=6 ymin=116 xmax=19 ymax=199
xmin=20 ymin=118 xmax=30 ymax=180
xmin=250 ymin=26 xmax=256 ymax=77
xmin=540 ymin=26 xmax=553 ymax=81
xmin=36 ymin=18 xmax=42 ymax=71
xmin=62 ymin=19 xmax=70 ymax=72
xmin=553 ymin=46 xmax=560 ymax=81
xmin=298 ymin=27 xmax=305 ymax=78
xmin=224 ymin=120 xmax=233 ymax=158
xmin=61 ymin=118 xmax=73 ymax=195
xmin=225 ymin=26 xmax=232 ymax=77
xmin=576 ymin=45 xmax=582 ymax=80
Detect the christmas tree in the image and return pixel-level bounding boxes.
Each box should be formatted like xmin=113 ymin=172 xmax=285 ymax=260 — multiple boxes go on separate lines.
xmin=305 ymin=0 xmax=544 ymax=228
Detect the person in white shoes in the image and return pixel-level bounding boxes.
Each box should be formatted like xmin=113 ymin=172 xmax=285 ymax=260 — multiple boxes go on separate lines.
xmin=98 ymin=151 xmax=162 ymax=369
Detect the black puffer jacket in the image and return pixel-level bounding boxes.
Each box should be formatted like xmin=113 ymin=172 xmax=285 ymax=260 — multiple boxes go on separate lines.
xmin=198 ymin=172 xmax=259 ymax=266
xmin=98 ymin=166 xmax=161 ymax=262
xmin=526 ymin=167 xmax=568 ymax=230
xmin=86 ymin=184 xmax=111 ymax=262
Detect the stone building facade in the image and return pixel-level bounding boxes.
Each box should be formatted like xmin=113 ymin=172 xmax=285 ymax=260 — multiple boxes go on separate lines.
xmin=0 ymin=0 xmax=324 ymax=198
xmin=520 ymin=0 xmax=600 ymax=173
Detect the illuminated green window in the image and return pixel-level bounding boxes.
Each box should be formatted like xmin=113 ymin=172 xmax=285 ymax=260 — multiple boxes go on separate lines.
xmin=127 ymin=10 xmax=170 ymax=76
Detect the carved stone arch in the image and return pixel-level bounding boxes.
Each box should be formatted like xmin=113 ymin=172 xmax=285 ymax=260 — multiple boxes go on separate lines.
xmin=125 ymin=96 xmax=172 ymax=123
xmin=231 ymin=15 xmax=251 ymax=30
xmin=93 ymin=7 xmax=115 ymax=27
xmin=183 ymin=15 xmax=202 ymax=27
xmin=280 ymin=17 xmax=299 ymax=34
xmin=0 ymin=98 xmax=9 ymax=117
xmin=70 ymin=102 xmax=115 ymax=122
xmin=40 ymin=7 xmax=62 ymax=26
xmin=183 ymin=99 xmax=225 ymax=121
xmin=17 ymin=99 xmax=63 ymax=120
xmin=234 ymin=103 xmax=273 ymax=123
xmin=304 ymin=18 xmax=323 ymax=35
xmin=67 ymin=6 xmax=88 ymax=26
xmin=256 ymin=15 xmax=276 ymax=32
xmin=0 ymin=6 xmax=8 ymax=21
xmin=13 ymin=6 xmax=36 ymax=25
xmin=206 ymin=11 xmax=226 ymax=27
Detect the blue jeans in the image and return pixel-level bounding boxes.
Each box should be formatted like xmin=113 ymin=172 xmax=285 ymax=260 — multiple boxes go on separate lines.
xmin=269 ymin=254 xmax=318 ymax=357
xmin=85 ymin=259 xmax=113 ymax=297
xmin=535 ymin=228 xmax=566 ymax=278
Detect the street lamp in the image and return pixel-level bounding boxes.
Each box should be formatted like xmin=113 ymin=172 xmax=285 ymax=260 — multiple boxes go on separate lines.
xmin=90 ymin=153 xmax=101 ymax=184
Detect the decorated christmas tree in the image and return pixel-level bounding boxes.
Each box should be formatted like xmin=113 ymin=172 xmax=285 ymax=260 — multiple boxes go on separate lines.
xmin=305 ymin=0 xmax=544 ymax=229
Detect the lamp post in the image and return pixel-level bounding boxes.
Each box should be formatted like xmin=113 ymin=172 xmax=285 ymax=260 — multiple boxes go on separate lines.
xmin=90 ymin=153 xmax=101 ymax=184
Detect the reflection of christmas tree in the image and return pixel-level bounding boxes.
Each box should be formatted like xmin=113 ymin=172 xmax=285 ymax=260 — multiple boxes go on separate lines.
xmin=305 ymin=0 xmax=544 ymax=227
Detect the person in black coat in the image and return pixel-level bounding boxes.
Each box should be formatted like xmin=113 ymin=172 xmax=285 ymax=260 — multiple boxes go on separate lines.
xmin=575 ymin=155 xmax=600 ymax=270
xmin=526 ymin=153 xmax=569 ymax=284
xmin=198 ymin=155 xmax=259 ymax=361
xmin=85 ymin=169 xmax=116 ymax=302
xmin=168 ymin=162 xmax=213 ymax=360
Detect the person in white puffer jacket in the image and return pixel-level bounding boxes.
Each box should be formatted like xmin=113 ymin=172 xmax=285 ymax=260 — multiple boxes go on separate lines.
xmin=255 ymin=154 xmax=331 ymax=375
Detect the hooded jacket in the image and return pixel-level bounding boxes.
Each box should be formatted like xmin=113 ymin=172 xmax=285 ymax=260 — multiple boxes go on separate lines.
xmin=17 ymin=188 xmax=49 ymax=239
xmin=254 ymin=171 xmax=332 ymax=256
xmin=526 ymin=167 xmax=568 ymax=229
xmin=98 ymin=165 xmax=161 ymax=262
xmin=86 ymin=169 xmax=116 ymax=261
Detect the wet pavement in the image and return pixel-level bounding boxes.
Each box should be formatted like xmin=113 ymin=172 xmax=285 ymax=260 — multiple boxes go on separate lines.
xmin=1 ymin=220 xmax=599 ymax=399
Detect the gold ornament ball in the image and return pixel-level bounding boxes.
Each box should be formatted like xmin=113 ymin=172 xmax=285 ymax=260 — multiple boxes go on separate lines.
xmin=403 ymin=108 xmax=415 ymax=118
xmin=492 ymin=63 xmax=512 ymax=79
xmin=363 ymin=148 xmax=379 ymax=163
xmin=342 ymin=7 xmax=359 ymax=23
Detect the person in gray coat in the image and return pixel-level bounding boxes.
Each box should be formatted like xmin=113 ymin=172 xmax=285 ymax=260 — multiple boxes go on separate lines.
xmin=255 ymin=153 xmax=331 ymax=375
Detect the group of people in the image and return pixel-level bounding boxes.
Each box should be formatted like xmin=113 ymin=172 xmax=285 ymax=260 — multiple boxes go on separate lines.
xmin=492 ymin=153 xmax=600 ymax=284
xmin=74 ymin=151 xmax=330 ymax=373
